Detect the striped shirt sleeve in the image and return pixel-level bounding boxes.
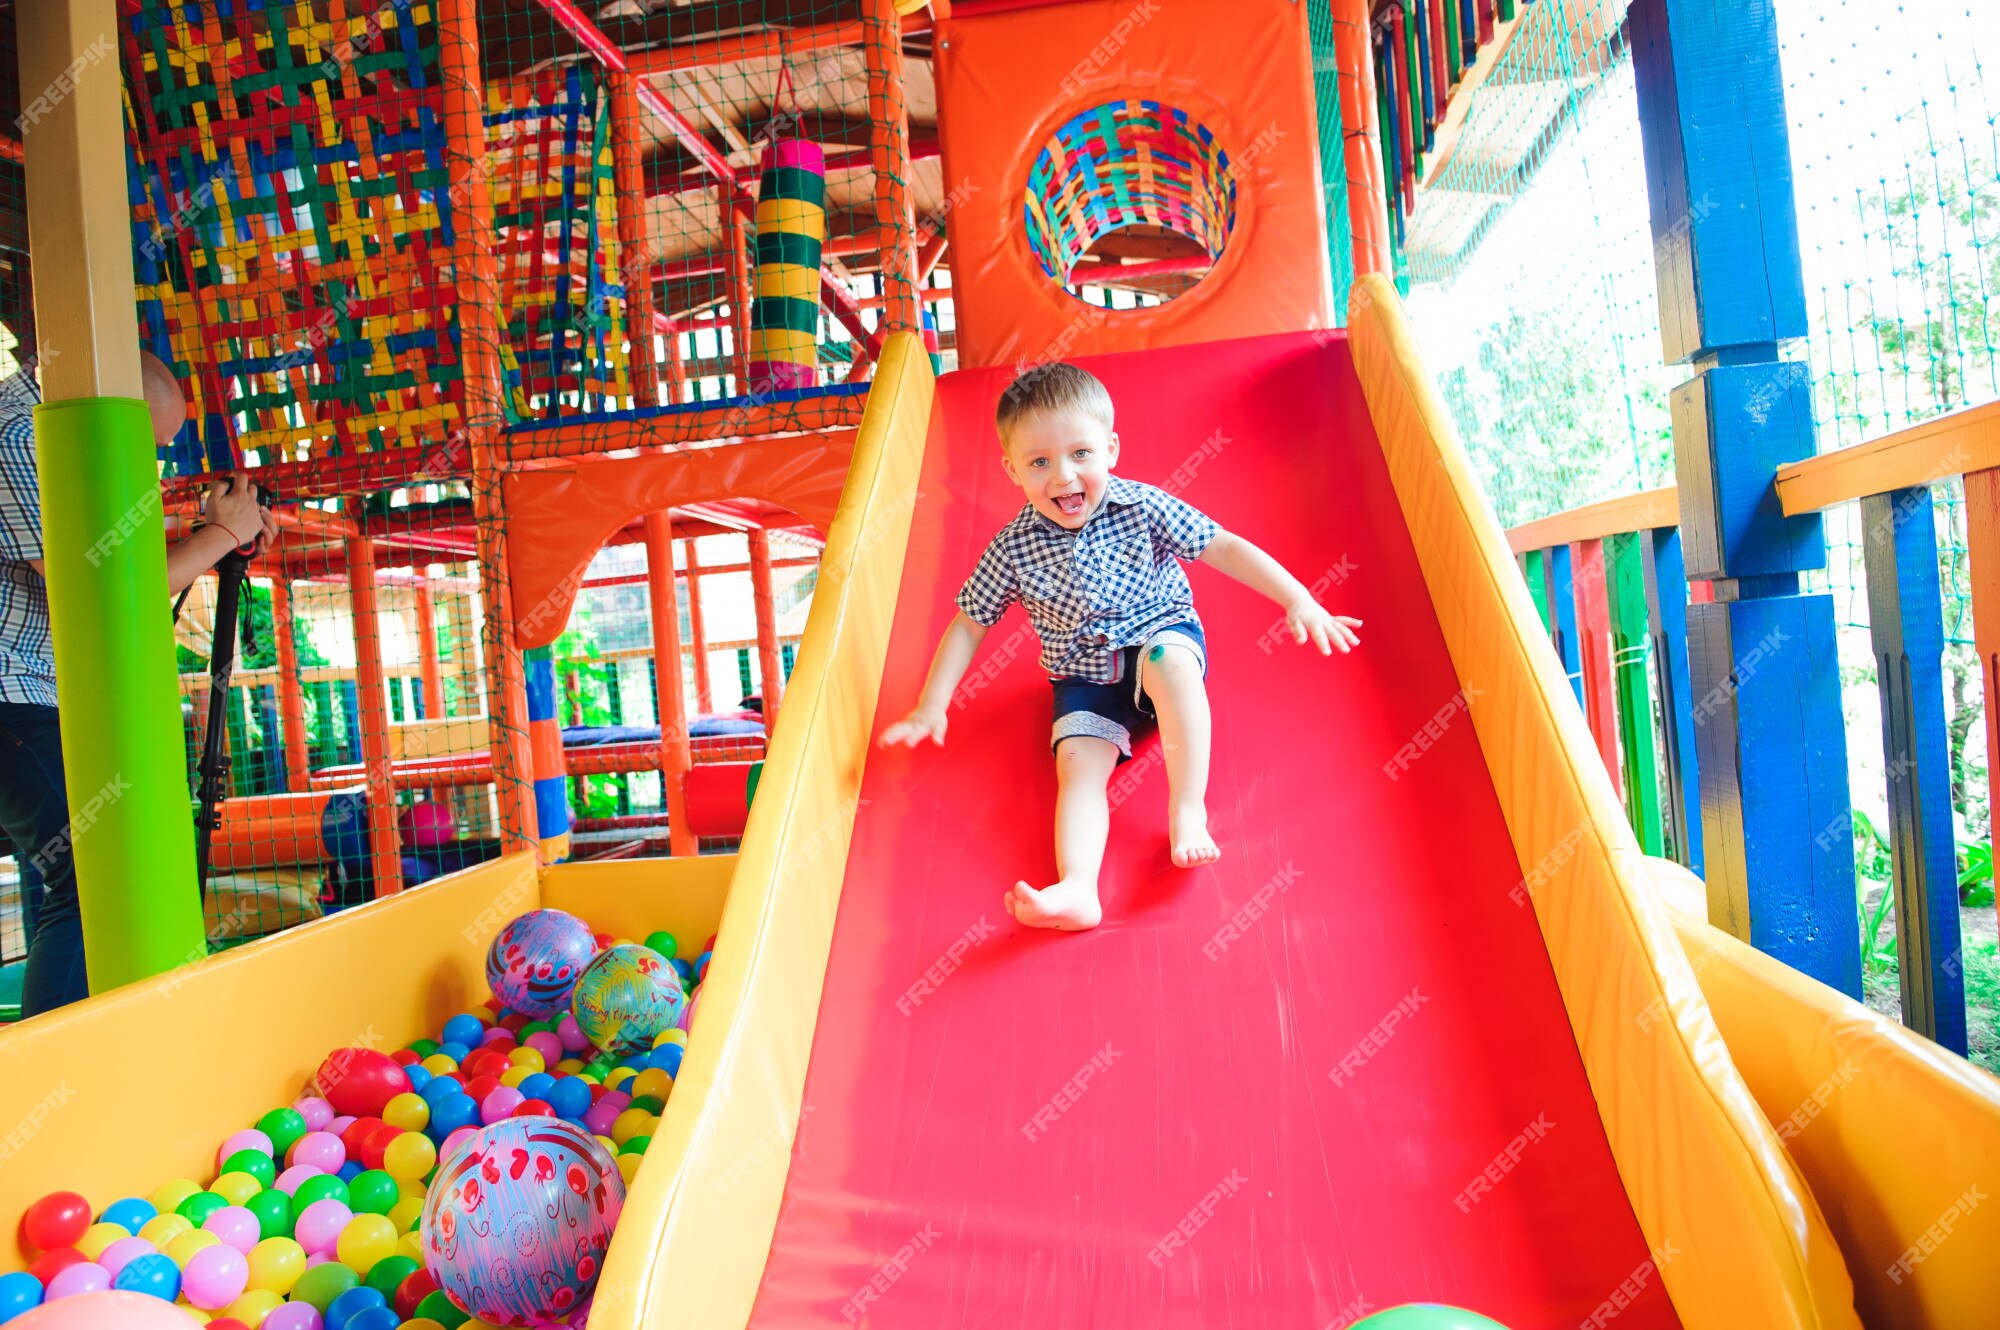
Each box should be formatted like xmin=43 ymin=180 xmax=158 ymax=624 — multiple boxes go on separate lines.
xmin=954 ymin=529 xmax=1019 ymax=626
xmin=0 ymin=413 xmax=43 ymax=565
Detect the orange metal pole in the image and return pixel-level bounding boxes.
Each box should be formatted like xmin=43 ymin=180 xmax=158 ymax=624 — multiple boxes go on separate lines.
xmin=441 ymin=0 xmax=535 ymax=854
xmin=865 ymin=0 xmax=920 ymax=335
xmin=721 ymin=194 xmax=754 ymax=388
xmin=915 ymin=230 xmax=948 ymax=285
xmin=413 ymin=585 xmax=446 ymax=720
xmin=1965 ymin=467 xmax=2000 ymax=934
xmin=645 ymin=513 xmax=697 ymax=856
xmin=611 ymin=69 xmax=681 ymax=407
xmin=270 ymin=578 xmax=312 ymax=791
xmin=748 ymin=527 xmax=785 ymax=722
xmin=1332 ymin=0 xmax=1392 ymax=278
xmin=347 ymin=530 xmax=405 ymax=896
xmin=684 ymin=538 xmax=714 ymax=714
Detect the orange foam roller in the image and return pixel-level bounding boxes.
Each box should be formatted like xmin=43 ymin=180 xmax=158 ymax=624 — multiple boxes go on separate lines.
xmin=213 ymin=791 xmax=335 ymax=870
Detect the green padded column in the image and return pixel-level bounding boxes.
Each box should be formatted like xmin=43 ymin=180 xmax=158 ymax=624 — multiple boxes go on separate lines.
xmin=37 ymin=396 xmax=205 ymax=992
xmin=1606 ymin=532 xmax=1664 ymax=855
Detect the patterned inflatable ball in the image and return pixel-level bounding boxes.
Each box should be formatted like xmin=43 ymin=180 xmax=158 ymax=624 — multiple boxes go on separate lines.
xmin=421 ymin=1116 xmax=626 ymax=1328
xmin=486 ymin=910 xmax=599 ymax=1019
xmin=570 ymin=944 xmax=687 ymax=1056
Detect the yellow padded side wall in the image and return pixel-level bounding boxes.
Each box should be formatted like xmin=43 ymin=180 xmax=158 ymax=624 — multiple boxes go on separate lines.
xmin=1345 ymin=274 xmax=1859 ymax=1330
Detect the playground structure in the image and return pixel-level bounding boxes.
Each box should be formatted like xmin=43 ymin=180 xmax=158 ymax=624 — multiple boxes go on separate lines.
xmin=0 ymin=0 xmax=1998 ymax=1328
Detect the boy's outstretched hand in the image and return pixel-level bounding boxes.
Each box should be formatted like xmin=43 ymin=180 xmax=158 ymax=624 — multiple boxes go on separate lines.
xmin=879 ymin=707 xmax=949 ymax=748
xmin=1287 ymin=598 xmax=1362 ymax=655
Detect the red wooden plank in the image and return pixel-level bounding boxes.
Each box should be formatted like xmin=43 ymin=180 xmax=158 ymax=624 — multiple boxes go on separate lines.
xmin=1572 ymin=538 xmax=1624 ymax=797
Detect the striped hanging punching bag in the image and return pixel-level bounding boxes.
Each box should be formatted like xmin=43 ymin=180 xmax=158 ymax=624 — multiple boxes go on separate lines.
xmin=746 ymin=133 xmax=827 ymax=395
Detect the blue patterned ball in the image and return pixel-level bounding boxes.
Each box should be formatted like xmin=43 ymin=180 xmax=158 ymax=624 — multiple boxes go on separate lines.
xmin=486 ymin=910 xmax=598 ymax=1019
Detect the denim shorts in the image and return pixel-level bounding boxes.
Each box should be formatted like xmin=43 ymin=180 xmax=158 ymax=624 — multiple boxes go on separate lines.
xmin=1050 ymin=620 xmax=1207 ymax=762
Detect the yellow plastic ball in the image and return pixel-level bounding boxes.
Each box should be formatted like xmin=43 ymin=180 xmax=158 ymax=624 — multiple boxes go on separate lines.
xmin=140 ymin=1214 xmax=195 ymax=1247
xmin=610 ymin=1109 xmax=657 ymax=1146
xmin=607 ymin=937 xmax=634 ymax=950
xmin=506 ymin=1047 xmax=546 ymax=1073
xmin=630 ymin=1069 xmax=673 ymax=1102
xmin=576 ymin=1072 xmax=600 ymax=1086
xmin=210 ymin=1171 xmax=263 ymax=1206
xmin=592 ymin=1134 xmax=618 ymax=1156
xmin=498 ymin=1066 xmax=534 ymax=1089
xmin=150 ymin=1179 xmax=202 ymax=1214
xmin=222 ymin=1288 xmax=285 ymax=1328
xmin=382 ymin=1092 xmax=430 ymax=1132
xmin=396 ymin=1231 xmax=425 ymax=1262
xmin=396 ymin=1174 xmax=427 ymax=1201
xmin=383 ymin=1130 xmax=437 ymax=1182
xmin=402 ymin=1321 xmax=447 ymax=1330
xmin=554 ymin=1058 xmax=585 ymax=1075
xmin=77 ymin=1222 xmax=130 ymax=1260
xmin=387 ymin=1197 xmax=425 ymax=1235
xmin=246 ymin=1236 xmax=306 ymax=1294
xmin=652 ymin=1029 xmax=687 ymax=1049
xmin=336 ymin=1212 xmax=399 ymax=1275
xmin=615 ymin=1153 xmax=644 ymax=1185
xmin=603 ymin=1067 xmax=636 ymax=1091
xmin=166 ymin=1229 xmax=221 ymax=1267
xmin=421 ymin=1053 xmax=459 ymax=1077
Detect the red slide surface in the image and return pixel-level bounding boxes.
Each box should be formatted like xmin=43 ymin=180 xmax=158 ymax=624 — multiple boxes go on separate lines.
xmin=747 ymin=333 xmax=1680 ymax=1328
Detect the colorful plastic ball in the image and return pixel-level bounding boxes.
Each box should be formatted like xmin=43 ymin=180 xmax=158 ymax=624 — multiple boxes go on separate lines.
xmin=255 ymin=1110 xmax=309 ymax=1159
xmin=435 ymin=1042 xmax=470 ymax=1065
xmin=413 ymin=1291 xmax=470 ymax=1327
xmin=110 ymin=1250 xmax=179 ymax=1303
xmin=243 ymin=1192 xmax=291 ymax=1243
xmin=182 ymin=1243 xmax=249 ymax=1310
xmin=21 ymin=1193 xmax=92 ymax=1253
xmin=404 ymin=1065 xmax=433 ymax=1095
xmin=176 ymin=1193 xmax=227 ymax=1230
xmin=381 ymin=1093 xmax=429 ymax=1133
xmin=291 ymin=1176 xmax=348 ymax=1214
xmin=326 ymin=1116 xmax=357 ymax=1137
xmin=221 ymin=1287 xmax=285 ymax=1327
xmin=421 ymin=1117 xmax=625 ymax=1326
xmin=97 ymin=1237 xmax=157 ymax=1277
xmin=541 ymin=1078 xmax=592 ymax=1121
xmin=425 ymin=1094 xmax=479 ymax=1142
xmin=441 ymin=1015 xmax=484 ymax=1049
xmin=335 ymin=1215 xmax=398 ymax=1276
xmin=342 ymin=1307 xmax=400 ymax=1330
xmin=313 ymin=1050 xmax=413 ymax=1120
xmin=439 ymin=1127 xmax=480 ymax=1165
xmin=294 ymin=1201 xmax=353 ymax=1257
xmin=0 ymin=1270 xmax=41 ymax=1324
xmin=294 ymin=1098 xmax=335 ymax=1132
xmin=359 ymin=1254 xmax=418 ymax=1303
xmin=383 ymin=1132 xmax=436 ymax=1183
xmin=571 ymin=945 xmax=686 ymax=1056
xmin=203 ymin=1207 xmax=261 ymax=1255
xmin=386 ymin=1198 xmax=424 ymax=1237
xmin=43 ymin=1262 xmax=109 ymax=1300
xmin=222 ymin=1151 xmax=278 ymax=1190
xmin=344 ymin=1172 xmax=398 ymax=1218
xmin=7 ymin=1289 xmax=204 ymax=1328
xmin=325 ymin=1285 xmax=387 ymax=1330
xmin=210 ymin=1173 xmax=264 ymax=1207
xmin=263 ymin=1306 xmax=324 ymax=1330
xmin=477 ymin=1087 xmax=523 ymax=1125
xmin=1350 ymin=1309 xmax=1513 ymax=1330
xmin=510 ymin=1099 xmax=553 ymax=1120
xmin=391 ymin=1269 xmax=437 ymax=1318
xmin=336 ymin=1161 xmax=365 ymax=1185
xmin=74 ymin=1223 xmax=128 ymax=1261
xmin=417 ymin=1076 xmax=461 ymax=1107
xmin=98 ymin=1197 xmax=158 ymax=1235
xmin=289 ymin=1132 xmax=346 ymax=1174
xmin=138 ymin=1214 xmax=193 ymax=1248
xmin=272 ymin=1166 xmax=320 ymax=1197
xmin=246 ymin=1237 xmax=306 ymax=1295
xmin=290 ymin=1261 xmax=360 ymax=1314
xmin=25 ymin=1250 xmax=85 ymax=1287
xmin=164 ymin=1230 xmax=219 ymax=1267
xmin=485 ymin=911 xmax=597 ymax=1020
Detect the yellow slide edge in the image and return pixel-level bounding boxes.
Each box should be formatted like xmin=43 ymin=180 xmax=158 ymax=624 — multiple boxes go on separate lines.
xmin=587 ymin=333 xmax=935 ymax=1330
xmin=1346 ymin=273 xmax=1861 ymax=1330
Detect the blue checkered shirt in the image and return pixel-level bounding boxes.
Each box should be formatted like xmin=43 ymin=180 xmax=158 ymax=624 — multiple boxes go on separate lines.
xmin=0 ymin=369 xmax=55 ymax=707
xmin=957 ymin=476 xmax=1220 ymax=682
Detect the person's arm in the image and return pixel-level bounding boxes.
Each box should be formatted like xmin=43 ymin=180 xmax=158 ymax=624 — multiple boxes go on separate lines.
xmin=878 ymin=611 xmax=991 ymax=747
xmin=165 ymin=524 xmax=240 ymax=595
xmin=166 ymin=473 xmax=271 ymax=595
xmin=1199 ymin=530 xmax=1361 ymax=655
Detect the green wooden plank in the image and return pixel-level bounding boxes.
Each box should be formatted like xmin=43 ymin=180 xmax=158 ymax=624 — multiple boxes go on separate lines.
xmin=1522 ymin=548 xmax=1551 ymax=633
xmin=1606 ymin=532 xmax=1663 ymax=855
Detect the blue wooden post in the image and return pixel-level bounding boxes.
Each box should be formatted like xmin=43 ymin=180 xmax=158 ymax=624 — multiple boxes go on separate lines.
xmin=1544 ymin=544 xmax=1585 ymax=707
xmin=1630 ymin=0 xmax=1860 ymax=996
xmin=1862 ymin=488 xmax=1969 ymax=1052
xmin=1641 ymin=526 xmax=1703 ymax=875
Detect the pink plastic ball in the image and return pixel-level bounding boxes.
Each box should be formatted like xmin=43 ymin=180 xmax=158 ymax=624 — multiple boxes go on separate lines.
xmin=273 ymin=1165 xmax=322 ymax=1195
xmin=293 ymin=1200 xmax=352 ymax=1256
xmin=44 ymin=1262 xmax=111 ymax=1299
xmin=326 ymin=1117 xmax=356 ymax=1137
xmin=95 ymin=1237 xmax=155 ymax=1277
xmin=288 ymin=1132 xmax=345 ymax=1173
xmin=293 ymin=1097 xmax=335 ymax=1132
xmin=441 ymin=1127 xmax=481 ymax=1163
xmin=479 ymin=1087 xmax=524 ymax=1125
xmin=262 ymin=1301 xmax=325 ymax=1330
xmin=302 ymin=1253 xmax=331 ymax=1270
xmin=581 ymin=1102 xmax=619 ymax=1137
xmin=524 ymin=1031 xmax=563 ymax=1066
xmin=675 ymin=997 xmax=694 ymax=1032
xmin=556 ymin=1016 xmax=589 ymax=1053
xmin=478 ymin=1027 xmax=512 ymax=1047
xmin=596 ymin=1091 xmax=632 ymax=1116
xmin=217 ymin=1129 xmax=274 ymax=1168
xmin=9 ymin=1289 xmax=203 ymax=1327
xmin=181 ymin=1243 xmax=249 ymax=1309
xmin=202 ymin=1206 xmax=260 ymax=1254
xmin=398 ymin=799 xmax=456 ymax=849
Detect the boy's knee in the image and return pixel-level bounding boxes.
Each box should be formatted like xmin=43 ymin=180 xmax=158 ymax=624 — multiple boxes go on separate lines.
xmin=1142 ymin=642 xmax=1201 ymax=685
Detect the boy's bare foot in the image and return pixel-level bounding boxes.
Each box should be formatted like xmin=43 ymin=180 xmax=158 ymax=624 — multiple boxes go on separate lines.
xmin=1005 ymin=879 xmax=1103 ymax=931
xmin=1170 ymin=805 xmax=1220 ymax=869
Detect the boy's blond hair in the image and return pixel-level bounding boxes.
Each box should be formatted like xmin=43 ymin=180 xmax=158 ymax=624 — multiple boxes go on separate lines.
xmin=996 ymin=362 xmax=1113 ymax=443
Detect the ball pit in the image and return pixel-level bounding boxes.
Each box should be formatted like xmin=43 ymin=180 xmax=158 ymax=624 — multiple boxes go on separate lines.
xmin=2 ymin=909 xmax=706 ymax=1329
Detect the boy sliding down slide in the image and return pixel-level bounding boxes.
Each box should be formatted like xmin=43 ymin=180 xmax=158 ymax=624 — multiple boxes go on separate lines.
xmin=879 ymin=363 xmax=1361 ymax=932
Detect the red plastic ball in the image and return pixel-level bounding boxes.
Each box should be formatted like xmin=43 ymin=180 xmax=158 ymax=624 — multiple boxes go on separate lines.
xmin=460 ymin=1049 xmax=510 ymax=1080
xmin=499 ymin=1013 xmax=529 ymax=1033
xmin=592 ymin=933 xmax=613 ymax=949
xmin=207 ymin=1320 xmax=252 ymax=1330
xmin=28 ymin=1247 xmax=88 ymax=1284
xmin=341 ymin=1116 xmax=385 ymax=1157
xmin=510 ymin=1099 xmax=553 ymax=1118
xmin=482 ymin=1036 xmax=519 ymax=1058
xmin=390 ymin=1049 xmax=421 ymax=1067
xmin=358 ymin=1121 xmax=400 ymax=1171
xmin=460 ymin=1075 xmax=501 ymax=1104
xmin=588 ymin=1083 xmax=610 ymax=1103
xmin=314 ymin=1048 xmax=413 ymax=1118
xmin=394 ymin=1268 xmax=439 ymax=1318
xmin=21 ymin=1192 xmax=91 ymax=1251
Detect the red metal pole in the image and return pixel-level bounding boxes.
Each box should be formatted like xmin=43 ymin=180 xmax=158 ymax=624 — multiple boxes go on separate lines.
xmin=748 ymin=528 xmax=785 ymax=723
xmin=1571 ymin=538 xmax=1624 ymax=799
xmin=684 ymin=538 xmax=714 ymax=714
xmin=270 ymin=578 xmax=312 ymax=791
xmin=414 ymin=585 xmax=446 ymax=720
xmin=347 ymin=528 xmax=405 ymax=895
xmin=865 ymin=0 xmax=920 ymax=336
xmin=645 ymin=513 xmax=697 ymax=856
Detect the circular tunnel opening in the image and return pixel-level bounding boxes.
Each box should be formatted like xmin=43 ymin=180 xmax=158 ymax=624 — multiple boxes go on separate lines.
xmin=1024 ymin=99 xmax=1238 ymax=308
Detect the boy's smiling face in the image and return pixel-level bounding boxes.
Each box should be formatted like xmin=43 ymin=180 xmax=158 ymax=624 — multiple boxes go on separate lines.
xmin=1000 ymin=407 xmax=1120 ymax=531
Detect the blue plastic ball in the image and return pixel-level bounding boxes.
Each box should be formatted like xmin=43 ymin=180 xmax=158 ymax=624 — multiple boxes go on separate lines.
xmin=426 ymin=1092 xmax=480 ymax=1140
xmin=545 ymin=1076 xmax=592 ymax=1120
xmin=337 ymin=1160 xmax=363 ymax=1182
xmin=328 ymin=1284 xmax=389 ymax=1330
xmin=404 ymin=1064 xmax=433 ymax=1093
xmin=345 ymin=1308 xmax=402 ymax=1330
xmin=0 ymin=1271 xmax=43 ymax=1325
xmin=671 ymin=958 xmax=693 ymax=980
xmin=419 ymin=1074 xmax=463 ymax=1105
xmin=442 ymin=1014 xmax=485 ymax=1048
xmin=437 ymin=1039 xmax=472 ymax=1063
xmin=653 ymin=1043 xmax=684 ymax=1076
xmin=517 ymin=1072 xmax=555 ymax=1102
xmin=112 ymin=1252 xmax=180 ymax=1302
xmin=99 ymin=1196 xmax=157 ymax=1232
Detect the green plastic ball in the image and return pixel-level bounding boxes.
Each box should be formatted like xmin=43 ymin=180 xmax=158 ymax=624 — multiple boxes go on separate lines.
xmin=290 ymin=1260 xmax=361 ymax=1313
xmin=618 ymin=1135 xmax=651 ymax=1156
xmin=364 ymin=1253 xmax=420 ymax=1300
xmin=519 ymin=1020 xmax=552 ymax=1037
xmin=290 ymin=1174 xmax=350 ymax=1215
xmin=255 ymin=1107 xmax=308 ymax=1157
xmin=176 ymin=1190 xmax=228 ymax=1227
xmin=416 ymin=1290 xmax=472 ymax=1328
xmin=644 ymin=930 xmax=677 ymax=960
xmin=346 ymin=1170 xmax=399 ymax=1216
xmin=223 ymin=1149 xmax=277 ymax=1188
xmin=627 ymin=1095 xmax=664 ymax=1115
xmin=408 ymin=1038 xmax=439 ymax=1057
xmin=1351 ymin=1307 xmax=1512 ymax=1330
xmin=245 ymin=1189 xmax=292 ymax=1240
